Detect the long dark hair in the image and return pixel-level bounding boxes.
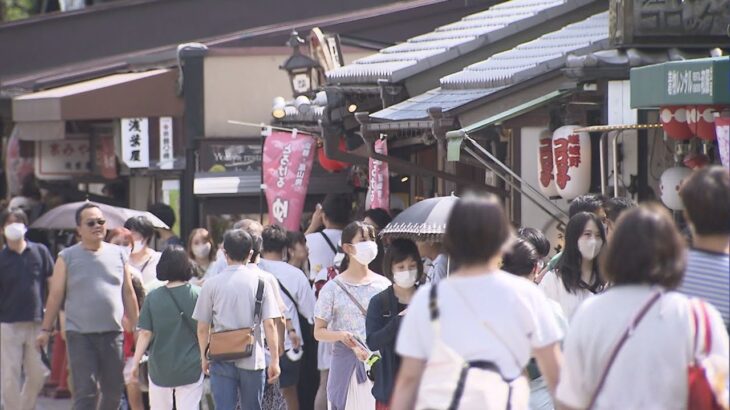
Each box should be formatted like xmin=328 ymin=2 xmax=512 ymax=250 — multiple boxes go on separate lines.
xmin=339 ymin=221 xmax=376 ymax=271
xmin=556 ymin=212 xmax=606 ymax=293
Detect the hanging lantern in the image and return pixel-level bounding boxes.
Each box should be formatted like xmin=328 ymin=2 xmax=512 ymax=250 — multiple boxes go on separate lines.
xmin=552 ymin=125 xmax=591 ymax=200
xmin=537 ymin=129 xmax=558 ymax=197
xmin=659 ymin=166 xmax=692 ymax=211
xmin=686 ymin=105 xmax=718 ymax=141
xmin=318 ymin=138 xmax=349 ymax=172
xmin=659 ymin=106 xmax=693 ymax=140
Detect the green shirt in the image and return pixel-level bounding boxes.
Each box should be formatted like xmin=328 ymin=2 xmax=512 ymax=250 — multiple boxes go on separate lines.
xmin=138 ymin=283 xmax=202 ymax=387
xmin=546 ymin=251 xmax=562 ymax=272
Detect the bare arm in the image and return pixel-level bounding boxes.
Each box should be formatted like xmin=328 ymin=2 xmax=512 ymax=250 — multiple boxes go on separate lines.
xmin=313 ymin=318 xmax=350 ymax=344
xmin=304 ymin=207 xmax=324 ymax=235
xmin=390 ymin=356 xmax=427 ymax=410
xmin=277 ymin=317 xmax=286 ymax=355
xmin=130 ymin=329 xmax=153 ymax=380
xmin=121 ymin=264 xmax=139 ymax=327
xmin=197 ymin=321 xmax=211 ymax=375
xmin=263 ymin=318 xmax=281 ymax=383
xmin=533 ymin=341 xmax=562 ymax=396
xmin=37 ymin=257 xmax=67 ymax=348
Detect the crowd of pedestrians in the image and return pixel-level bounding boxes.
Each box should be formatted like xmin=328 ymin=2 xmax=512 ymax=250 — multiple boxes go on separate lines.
xmin=0 ymin=166 xmax=728 ymax=410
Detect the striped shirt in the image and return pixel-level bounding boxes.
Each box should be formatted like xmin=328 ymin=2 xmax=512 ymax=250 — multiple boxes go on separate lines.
xmin=677 ymin=248 xmax=730 ymax=325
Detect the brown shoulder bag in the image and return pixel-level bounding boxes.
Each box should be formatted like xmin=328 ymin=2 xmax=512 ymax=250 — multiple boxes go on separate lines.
xmin=206 ymin=278 xmax=265 ymax=361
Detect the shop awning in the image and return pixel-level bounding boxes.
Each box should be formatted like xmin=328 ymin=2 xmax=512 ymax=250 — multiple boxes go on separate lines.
xmin=458 ymin=90 xmax=570 ymax=135
xmin=12 ymin=69 xmax=183 ymax=124
xmin=194 ymin=171 xmax=351 ymax=196
xmin=630 ymin=57 xmax=730 ymax=108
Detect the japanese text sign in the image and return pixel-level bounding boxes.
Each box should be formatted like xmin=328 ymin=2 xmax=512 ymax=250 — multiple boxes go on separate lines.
xmin=263 ymin=130 xmax=316 ymax=230
xmin=368 ymin=139 xmax=389 ymax=210
xmin=159 ymin=117 xmax=174 ymax=170
xmin=121 ymin=118 xmax=149 ymax=168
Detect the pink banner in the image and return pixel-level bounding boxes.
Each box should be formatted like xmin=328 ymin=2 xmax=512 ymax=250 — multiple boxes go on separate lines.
xmin=263 ymin=130 xmax=316 ymax=230
xmin=368 ymin=139 xmax=390 ymax=210
xmin=715 ymin=117 xmax=730 ymax=170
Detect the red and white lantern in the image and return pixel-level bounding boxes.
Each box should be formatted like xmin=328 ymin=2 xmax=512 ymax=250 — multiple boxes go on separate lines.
xmin=552 ymin=125 xmax=591 ymax=200
xmin=318 ymin=138 xmax=349 ymax=173
xmin=537 ymin=129 xmax=558 ymax=197
xmin=659 ymin=106 xmax=693 ymax=140
xmin=686 ymin=105 xmax=718 ymax=141
xmin=659 ymin=166 xmax=692 ymax=211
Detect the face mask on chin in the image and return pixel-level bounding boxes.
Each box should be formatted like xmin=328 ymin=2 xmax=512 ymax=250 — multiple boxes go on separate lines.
xmin=393 ymin=269 xmax=418 ymax=288
xmin=350 ymin=241 xmax=378 ymax=266
xmin=577 ymin=237 xmax=603 ymax=260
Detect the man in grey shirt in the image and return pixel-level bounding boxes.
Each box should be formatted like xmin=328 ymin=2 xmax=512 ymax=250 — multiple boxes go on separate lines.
xmin=194 ymin=229 xmax=281 ymax=410
xmin=36 ymin=203 xmax=139 ymax=410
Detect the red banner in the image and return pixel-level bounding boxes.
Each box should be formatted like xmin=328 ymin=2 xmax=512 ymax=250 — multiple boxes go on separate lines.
xmin=263 ymin=130 xmax=316 ymax=230
xmin=368 ymin=139 xmax=389 ymax=210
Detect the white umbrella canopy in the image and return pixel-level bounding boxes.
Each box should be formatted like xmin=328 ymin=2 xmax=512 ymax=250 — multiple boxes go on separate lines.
xmin=30 ymin=201 xmax=169 ymax=230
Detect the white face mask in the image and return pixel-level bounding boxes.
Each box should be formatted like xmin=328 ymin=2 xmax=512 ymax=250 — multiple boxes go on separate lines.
xmin=578 ymin=237 xmax=603 ymax=260
xmin=3 ymin=223 xmax=27 ymax=242
xmin=350 ymin=241 xmax=378 ymax=266
xmin=393 ymin=269 xmax=418 ymax=289
xmin=192 ymin=243 xmax=212 ymax=259
xmin=133 ymin=240 xmax=146 ymax=254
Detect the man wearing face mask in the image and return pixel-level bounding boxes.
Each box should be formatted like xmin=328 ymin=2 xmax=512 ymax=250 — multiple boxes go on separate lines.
xmin=0 ymin=208 xmax=54 ymax=410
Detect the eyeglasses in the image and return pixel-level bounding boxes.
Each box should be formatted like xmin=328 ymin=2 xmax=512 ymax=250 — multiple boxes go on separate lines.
xmin=85 ymin=219 xmax=106 ymax=228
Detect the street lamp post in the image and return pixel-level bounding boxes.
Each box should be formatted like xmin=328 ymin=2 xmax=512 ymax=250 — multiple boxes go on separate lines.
xmin=280 ymin=30 xmax=321 ymax=98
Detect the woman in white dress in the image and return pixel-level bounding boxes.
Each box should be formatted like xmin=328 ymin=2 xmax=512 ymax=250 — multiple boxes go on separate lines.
xmin=539 ymin=212 xmax=606 ymax=320
xmin=314 ymin=221 xmax=391 ymax=410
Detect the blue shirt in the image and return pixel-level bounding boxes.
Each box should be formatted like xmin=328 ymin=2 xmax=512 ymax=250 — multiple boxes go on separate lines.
xmin=0 ymin=241 xmax=54 ymax=323
xmin=677 ymin=248 xmax=730 ymax=326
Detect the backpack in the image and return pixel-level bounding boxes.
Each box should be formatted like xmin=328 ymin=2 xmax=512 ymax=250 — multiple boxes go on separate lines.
xmin=687 ymin=299 xmax=726 ymax=410
xmin=313 ymin=231 xmax=342 ymax=298
xmin=416 ymin=284 xmax=529 ymax=410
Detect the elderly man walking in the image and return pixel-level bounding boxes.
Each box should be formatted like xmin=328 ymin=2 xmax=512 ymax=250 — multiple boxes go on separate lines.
xmin=36 ymin=203 xmax=139 ymax=410
xmin=0 ymin=208 xmax=54 ymax=410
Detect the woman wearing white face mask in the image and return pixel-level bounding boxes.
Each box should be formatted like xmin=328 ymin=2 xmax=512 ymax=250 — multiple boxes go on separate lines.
xmin=186 ymin=228 xmax=216 ymax=283
xmin=124 ymin=216 xmax=163 ymax=289
xmin=365 ymin=239 xmax=424 ymax=410
xmin=314 ymin=221 xmax=391 ymax=410
xmin=539 ymin=212 xmax=607 ymax=320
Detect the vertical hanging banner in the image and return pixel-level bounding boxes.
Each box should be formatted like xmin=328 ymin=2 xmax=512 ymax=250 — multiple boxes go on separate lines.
xmin=121 ymin=118 xmax=149 ymax=168
xmin=368 ymin=139 xmax=390 ymax=210
xmin=263 ymin=130 xmax=316 ymax=230
xmin=159 ymin=117 xmax=174 ymax=169
xmin=715 ymin=117 xmax=730 ymax=170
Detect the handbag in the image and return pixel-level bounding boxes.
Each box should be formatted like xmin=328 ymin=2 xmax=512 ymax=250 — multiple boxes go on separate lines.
xmin=688 ymin=299 xmax=724 ymax=410
xmin=587 ymin=289 xmax=663 ymax=409
xmin=416 ymin=283 xmax=529 ymax=410
xmin=206 ymin=278 xmax=265 ymax=361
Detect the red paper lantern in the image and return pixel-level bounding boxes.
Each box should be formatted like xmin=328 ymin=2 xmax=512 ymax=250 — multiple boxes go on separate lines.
xmin=686 ymin=105 xmax=718 ymax=141
xmin=318 ymin=138 xmax=349 ymax=172
xmin=660 ymin=106 xmax=693 ymax=140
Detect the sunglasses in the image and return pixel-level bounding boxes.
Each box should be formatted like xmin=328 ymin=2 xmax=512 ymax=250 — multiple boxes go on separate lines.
xmin=85 ymin=218 xmax=106 ymax=228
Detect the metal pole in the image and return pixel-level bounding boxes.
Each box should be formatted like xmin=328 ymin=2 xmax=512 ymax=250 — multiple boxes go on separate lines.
xmin=599 ymin=132 xmax=607 ymax=196
xmin=464 ymin=136 xmax=568 ymax=219
xmin=463 ymin=146 xmax=565 ymax=225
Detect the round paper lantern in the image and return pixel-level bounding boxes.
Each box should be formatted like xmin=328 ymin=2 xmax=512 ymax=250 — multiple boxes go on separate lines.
xmin=660 ymin=106 xmax=693 ymax=140
xmin=686 ymin=105 xmax=718 ymax=141
xmin=659 ymin=166 xmax=692 ymax=210
xmin=552 ymin=125 xmax=591 ymax=200
xmin=537 ymin=130 xmax=559 ymax=197
xmin=318 ymin=138 xmax=349 ymax=172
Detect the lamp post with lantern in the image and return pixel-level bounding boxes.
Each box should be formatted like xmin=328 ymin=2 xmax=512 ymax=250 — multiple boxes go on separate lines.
xmin=280 ymin=30 xmax=322 ymax=98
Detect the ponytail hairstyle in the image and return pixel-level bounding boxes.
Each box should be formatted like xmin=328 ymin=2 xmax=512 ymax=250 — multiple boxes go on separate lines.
xmin=338 ymin=221 xmax=377 ymax=271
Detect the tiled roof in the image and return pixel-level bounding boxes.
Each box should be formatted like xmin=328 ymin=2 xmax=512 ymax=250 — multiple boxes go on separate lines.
xmin=371 ymin=11 xmax=609 ymax=121
xmin=327 ymin=0 xmax=600 ymax=84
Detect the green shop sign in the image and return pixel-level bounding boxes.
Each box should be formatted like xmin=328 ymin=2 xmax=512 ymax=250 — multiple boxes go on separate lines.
xmin=630 ymin=57 xmax=730 ymax=108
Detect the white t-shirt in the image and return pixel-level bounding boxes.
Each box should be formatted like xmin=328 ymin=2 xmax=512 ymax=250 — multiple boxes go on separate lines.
xmin=557 ymin=285 xmax=729 ymax=410
xmin=247 ymin=263 xmax=288 ymax=320
xmin=129 ymin=251 xmax=163 ymax=290
xmin=306 ymin=229 xmax=342 ymax=281
xmin=259 ymin=259 xmax=317 ymax=351
xmin=539 ymin=270 xmax=594 ymax=320
xmin=397 ymin=271 xmax=563 ymax=380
